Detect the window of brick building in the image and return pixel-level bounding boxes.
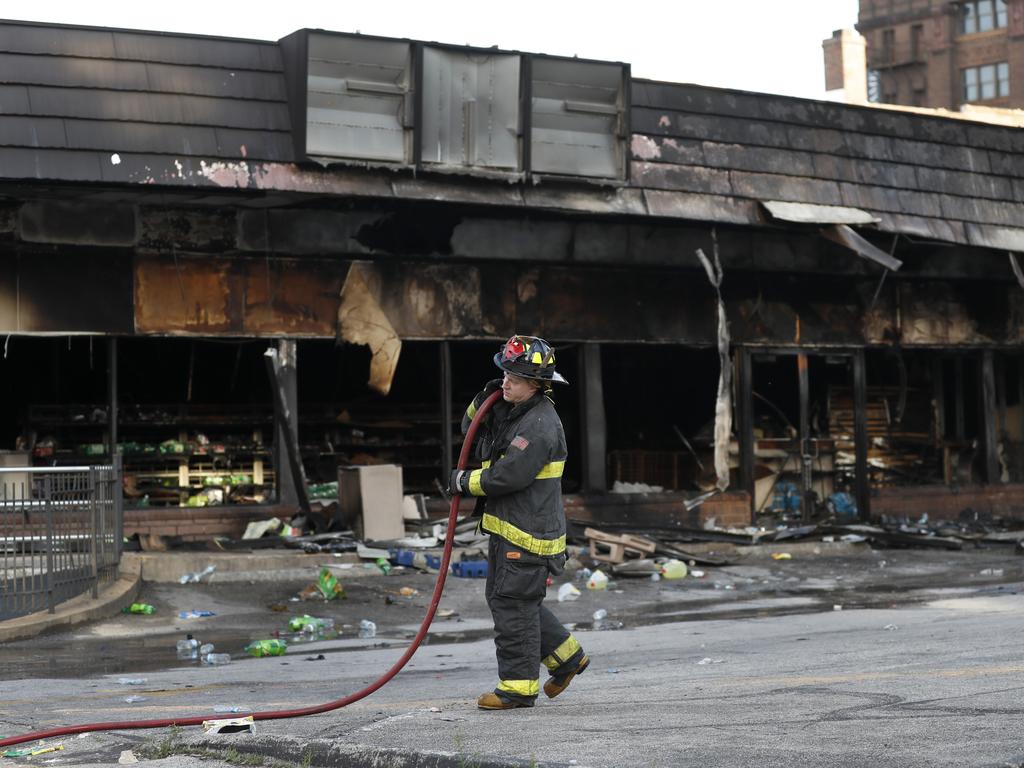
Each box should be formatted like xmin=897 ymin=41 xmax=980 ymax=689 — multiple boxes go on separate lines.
xmin=961 ymin=0 xmax=1008 ymax=34
xmin=962 ymin=61 xmax=1009 ymax=101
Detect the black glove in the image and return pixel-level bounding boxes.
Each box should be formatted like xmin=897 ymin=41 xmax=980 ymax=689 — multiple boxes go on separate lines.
xmin=484 ymin=378 xmax=503 ymax=394
xmin=448 ymin=469 xmax=467 ymax=496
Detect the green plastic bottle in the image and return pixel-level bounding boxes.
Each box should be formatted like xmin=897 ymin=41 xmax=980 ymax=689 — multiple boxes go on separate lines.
xmin=244 ymin=638 xmax=288 ymax=657
xmin=123 ymin=602 xmax=155 ymax=615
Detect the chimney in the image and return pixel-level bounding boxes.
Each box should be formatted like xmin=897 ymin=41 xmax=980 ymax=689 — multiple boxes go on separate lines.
xmin=823 ymin=28 xmax=867 ymax=103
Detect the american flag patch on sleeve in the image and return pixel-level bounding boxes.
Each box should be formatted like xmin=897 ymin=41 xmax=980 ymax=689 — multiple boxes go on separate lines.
xmin=510 ymin=435 xmax=530 ymax=450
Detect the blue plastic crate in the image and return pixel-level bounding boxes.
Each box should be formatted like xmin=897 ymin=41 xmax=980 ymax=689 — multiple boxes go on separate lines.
xmin=450 ymin=560 xmax=488 ymax=578
xmin=389 ymin=548 xmax=442 ymax=571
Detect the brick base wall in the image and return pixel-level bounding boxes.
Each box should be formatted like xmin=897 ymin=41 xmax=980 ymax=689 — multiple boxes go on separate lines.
xmin=871 ymin=484 xmax=1024 ymax=522
xmin=124 ymin=505 xmax=288 ymax=542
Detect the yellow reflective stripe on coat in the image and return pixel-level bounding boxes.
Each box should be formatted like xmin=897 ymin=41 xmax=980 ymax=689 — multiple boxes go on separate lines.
xmin=466 ymin=401 xmax=477 ymax=420
xmin=468 ymin=469 xmax=485 ymax=496
xmin=542 ymin=635 xmax=581 ymax=671
xmin=497 ymin=678 xmax=539 ymax=697
xmin=478 ymin=459 xmax=562 ymax=478
xmin=535 ymin=460 xmax=564 ymax=479
xmin=481 ymin=513 xmax=566 ymax=556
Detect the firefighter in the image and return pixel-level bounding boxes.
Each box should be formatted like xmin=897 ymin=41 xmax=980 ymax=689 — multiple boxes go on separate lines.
xmin=450 ymin=335 xmax=589 ymax=710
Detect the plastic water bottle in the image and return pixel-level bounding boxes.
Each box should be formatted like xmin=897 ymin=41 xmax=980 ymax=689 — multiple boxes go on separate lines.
xmin=244 ymin=638 xmax=288 ymax=658
xmin=592 ymin=609 xmax=608 ymax=621
xmin=176 ymin=635 xmax=199 ymax=660
xmin=123 ymin=603 xmax=155 ymax=615
xmin=199 ymin=643 xmax=215 ymax=657
xmin=204 ymin=653 xmax=231 ymax=666
xmin=358 ymin=620 xmax=377 ymax=639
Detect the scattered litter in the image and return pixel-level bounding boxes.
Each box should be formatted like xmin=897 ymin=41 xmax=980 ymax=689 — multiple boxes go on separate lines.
xmin=399 ymin=586 xmax=418 ymax=597
xmin=213 ymin=705 xmax=244 ymax=714
xmin=690 ymin=570 xmax=705 ymax=578
xmin=3 ymin=744 xmax=64 ymax=758
xmin=611 ymin=481 xmax=664 ymax=493
xmin=177 ymin=635 xmax=200 ymax=659
xmin=118 ymin=749 xmax=138 ymax=763
xmin=841 ymin=534 xmax=867 ymax=543
xmin=123 ymin=695 xmax=147 ymax=703
xmin=979 ymin=568 xmax=1004 ymax=576
xmin=305 ymin=654 xmax=326 ymax=661
xmin=288 ymin=615 xmax=337 ymax=638
xmin=204 ymin=653 xmax=232 ymax=666
xmin=179 ymin=610 xmax=216 ymax=619
xmin=770 ymin=553 xmax=792 ymax=561
xmin=301 ymin=568 xmax=345 ymax=601
xmin=822 ymin=536 xmax=835 ymax=543
xmin=697 ymin=657 xmax=724 ymax=665
xmin=883 ymin=624 xmax=898 ymax=631
xmin=244 ymin=639 xmax=287 ymax=658
xmin=358 ymin=620 xmax=377 ymax=639
xmin=122 ymin=603 xmax=154 ymax=615
xmin=428 ymin=706 xmax=442 ymax=713
xmin=179 ymin=565 xmax=217 ymax=584
xmin=650 ymin=573 xmax=661 ymax=582
xmin=660 ymin=559 xmax=688 ymax=580
xmin=833 ymin=604 xmax=843 ymax=611
xmin=436 ymin=608 xmax=458 ymax=619
xmin=202 ymin=716 xmax=255 ymax=734
xmin=557 ymin=583 xmax=581 ymax=602
xmin=118 ymin=678 xmax=147 ymax=686
xmin=606 ymin=668 xmax=620 ymax=674
xmin=592 ymin=609 xmax=607 ymax=621
xmin=586 ymin=570 xmax=609 ymax=590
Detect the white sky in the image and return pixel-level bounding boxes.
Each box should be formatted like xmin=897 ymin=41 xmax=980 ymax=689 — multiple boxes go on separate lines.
xmin=14 ymin=1 xmax=859 ymax=100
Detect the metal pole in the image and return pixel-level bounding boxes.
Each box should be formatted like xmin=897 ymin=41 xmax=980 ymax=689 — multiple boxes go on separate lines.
xmin=579 ymin=343 xmax=607 ymax=492
xmin=737 ymin=348 xmax=755 ymax=521
xmin=89 ymin=467 xmax=99 ymax=599
xmin=797 ymin=353 xmax=811 ymax=520
xmin=44 ymin=475 xmax=55 ymax=614
xmin=853 ymin=350 xmax=870 ymax=520
xmin=981 ymin=349 xmax=1000 ymax=484
xmin=107 ymin=337 xmax=118 ymax=457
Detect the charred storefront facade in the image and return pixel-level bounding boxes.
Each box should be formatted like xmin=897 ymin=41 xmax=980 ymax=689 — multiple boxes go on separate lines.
xmin=2 ymin=20 xmax=1024 ymax=539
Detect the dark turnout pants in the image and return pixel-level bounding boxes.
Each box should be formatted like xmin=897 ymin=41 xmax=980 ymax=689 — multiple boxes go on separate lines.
xmin=484 ymin=535 xmax=586 ymax=704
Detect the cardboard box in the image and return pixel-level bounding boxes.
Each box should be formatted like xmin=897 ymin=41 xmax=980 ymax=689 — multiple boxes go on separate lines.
xmin=338 ymin=464 xmax=405 ymax=542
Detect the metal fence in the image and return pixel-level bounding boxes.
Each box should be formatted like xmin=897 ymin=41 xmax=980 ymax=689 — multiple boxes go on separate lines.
xmin=0 ymin=458 xmax=123 ymax=620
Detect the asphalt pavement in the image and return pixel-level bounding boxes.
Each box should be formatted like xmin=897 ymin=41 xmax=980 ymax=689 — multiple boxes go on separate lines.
xmin=2 ymin=541 xmax=1023 ymax=767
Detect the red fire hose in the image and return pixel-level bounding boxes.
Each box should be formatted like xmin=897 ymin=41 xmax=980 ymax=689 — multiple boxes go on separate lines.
xmin=0 ymin=390 xmax=503 ymax=749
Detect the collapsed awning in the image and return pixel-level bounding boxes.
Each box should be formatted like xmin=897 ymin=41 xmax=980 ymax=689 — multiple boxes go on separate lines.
xmin=760 ymin=200 xmax=881 ymax=226
xmin=820 ymin=224 xmax=903 ymax=271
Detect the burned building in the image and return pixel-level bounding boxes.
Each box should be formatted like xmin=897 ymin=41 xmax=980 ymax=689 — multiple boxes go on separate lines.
xmin=1 ymin=19 xmax=1023 ymax=540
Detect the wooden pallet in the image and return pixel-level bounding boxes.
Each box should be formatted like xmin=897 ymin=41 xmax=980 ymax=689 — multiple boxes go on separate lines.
xmin=584 ymin=527 xmax=657 ymax=564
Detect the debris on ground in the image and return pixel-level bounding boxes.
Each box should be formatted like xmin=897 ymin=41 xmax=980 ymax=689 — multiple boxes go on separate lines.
xmin=202 ymin=716 xmax=255 ymax=734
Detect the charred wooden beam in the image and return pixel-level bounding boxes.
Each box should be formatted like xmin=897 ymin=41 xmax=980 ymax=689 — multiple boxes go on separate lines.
xmin=853 ymin=350 xmax=870 ymax=520
xmin=981 ymin=349 xmax=1000 ymax=485
xmin=264 ymin=343 xmax=310 ymax=515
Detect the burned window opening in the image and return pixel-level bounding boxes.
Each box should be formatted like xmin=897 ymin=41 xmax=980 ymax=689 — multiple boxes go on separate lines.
xmin=747 ymin=353 xmax=855 ymax=522
xmin=353 ymin=206 xmax=461 ymax=256
xmin=602 ymin=345 xmax=720 ymax=492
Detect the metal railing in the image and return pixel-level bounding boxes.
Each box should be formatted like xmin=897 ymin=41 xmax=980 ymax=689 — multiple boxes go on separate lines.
xmin=0 ymin=458 xmax=123 ymax=620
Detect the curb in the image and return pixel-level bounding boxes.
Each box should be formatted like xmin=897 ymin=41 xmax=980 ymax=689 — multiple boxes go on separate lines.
xmin=180 ymin=733 xmax=580 ymax=768
xmin=0 ymin=571 xmax=140 ymax=643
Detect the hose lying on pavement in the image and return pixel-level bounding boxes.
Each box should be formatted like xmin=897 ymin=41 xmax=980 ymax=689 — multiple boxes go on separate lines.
xmin=0 ymin=390 xmax=504 ymax=749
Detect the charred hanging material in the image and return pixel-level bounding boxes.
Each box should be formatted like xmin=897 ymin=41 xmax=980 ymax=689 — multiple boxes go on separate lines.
xmin=695 ymin=229 xmax=732 ymax=493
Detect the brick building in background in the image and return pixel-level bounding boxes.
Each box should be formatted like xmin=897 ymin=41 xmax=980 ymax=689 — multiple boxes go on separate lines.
xmin=826 ymin=0 xmax=1024 ymax=109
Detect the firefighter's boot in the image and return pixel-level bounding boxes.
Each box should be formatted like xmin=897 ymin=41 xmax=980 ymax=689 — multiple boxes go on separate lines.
xmin=543 ymin=654 xmax=590 ymax=698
